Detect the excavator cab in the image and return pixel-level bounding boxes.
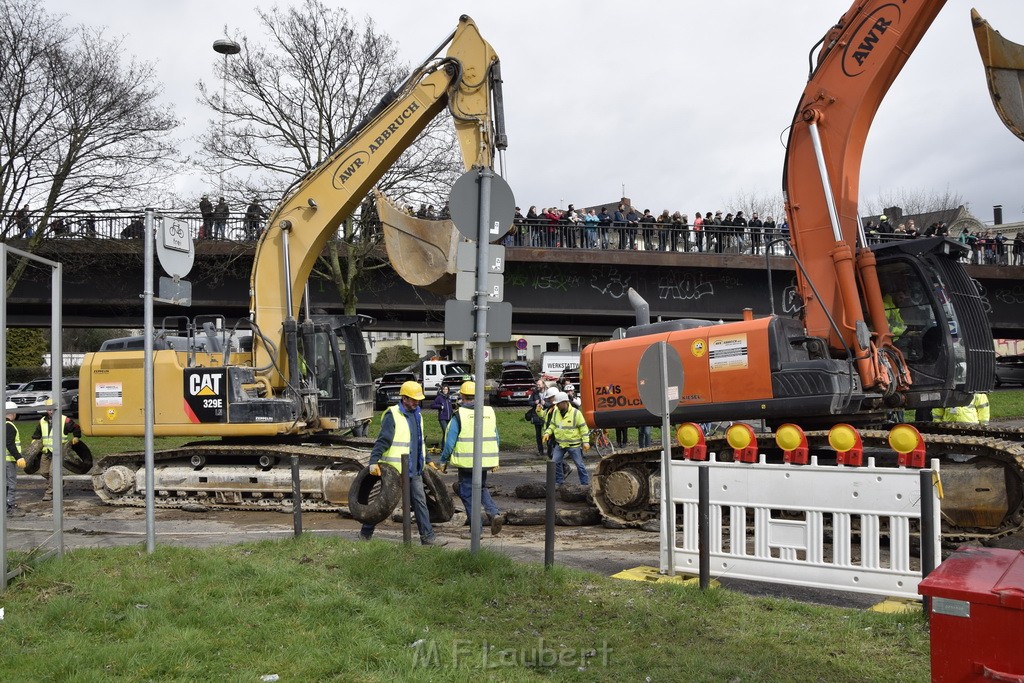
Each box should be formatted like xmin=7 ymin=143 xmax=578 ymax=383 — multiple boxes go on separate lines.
xmin=294 ymin=316 xmax=374 ymax=433
xmin=871 ymin=237 xmax=993 ymax=411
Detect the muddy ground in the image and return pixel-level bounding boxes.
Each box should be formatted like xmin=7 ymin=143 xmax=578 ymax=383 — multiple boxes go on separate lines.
xmin=5 ymin=448 xmax=1022 ymax=609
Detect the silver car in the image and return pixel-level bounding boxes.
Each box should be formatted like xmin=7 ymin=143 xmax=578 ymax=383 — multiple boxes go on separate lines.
xmin=7 ymin=377 xmax=79 ymax=418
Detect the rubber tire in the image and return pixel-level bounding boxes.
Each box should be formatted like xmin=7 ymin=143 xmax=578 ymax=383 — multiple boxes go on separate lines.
xmin=514 ymin=482 xmax=547 ymax=499
xmin=559 ymin=483 xmax=591 ymax=503
xmin=555 ymin=508 xmax=601 ymax=526
xmin=21 ymin=440 xmax=42 ymax=475
xmin=423 ymin=466 xmax=455 ymax=523
xmin=348 ymin=465 xmax=401 ymax=525
xmin=64 ymin=441 xmax=93 ymax=475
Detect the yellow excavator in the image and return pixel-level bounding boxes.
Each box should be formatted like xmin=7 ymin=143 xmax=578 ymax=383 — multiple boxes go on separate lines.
xmin=79 ymin=15 xmax=505 ymax=511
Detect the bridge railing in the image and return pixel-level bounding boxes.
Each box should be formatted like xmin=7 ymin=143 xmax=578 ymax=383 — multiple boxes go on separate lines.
xmin=505 ymin=218 xmax=1024 ymax=265
xmin=3 ymin=210 xmax=1022 ymax=266
xmin=1 ymin=210 xmax=257 ymax=242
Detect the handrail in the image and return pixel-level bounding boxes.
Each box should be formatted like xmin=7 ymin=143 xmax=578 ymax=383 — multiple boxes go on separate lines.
xmin=3 ymin=210 xmax=1023 ymax=266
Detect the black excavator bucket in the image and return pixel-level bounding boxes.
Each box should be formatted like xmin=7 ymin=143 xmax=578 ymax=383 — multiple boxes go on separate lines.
xmin=972 ymin=8 xmax=1024 ymax=141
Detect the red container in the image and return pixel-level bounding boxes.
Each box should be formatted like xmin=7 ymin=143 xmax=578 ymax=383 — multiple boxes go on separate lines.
xmin=918 ymin=547 xmax=1024 ymax=682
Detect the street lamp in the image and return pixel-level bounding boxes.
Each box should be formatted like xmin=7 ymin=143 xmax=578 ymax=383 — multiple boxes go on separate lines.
xmin=212 ymin=38 xmax=240 ymax=195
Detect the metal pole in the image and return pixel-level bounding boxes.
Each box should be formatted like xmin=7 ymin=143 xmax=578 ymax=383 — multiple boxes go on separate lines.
xmin=699 ymin=464 xmax=710 ymax=590
xmin=402 ymin=451 xmax=412 ymax=546
xmin=290 ymin=454 xmax=302 ymax=536
xmin=1 ymin=246 xmax=8 ymax=588
xmin=219 ymin=53 xmax=227 ymax=195
xmin=544 ymin=458 xmax=556 ymax=569
xmin=659 ymin=342 xmax=675 ymax=576
xmin=144 ymin=209 xmax=156 ymax=554
xmin=51 ymin=260 xmax=63 ymax=557
xmin=471 ymin=166 xmax=494 ymax=554
xmin=920 ymin=469 xmax=936 ymax=614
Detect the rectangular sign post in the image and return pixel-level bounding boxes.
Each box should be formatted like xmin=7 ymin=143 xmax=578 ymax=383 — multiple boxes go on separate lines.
xmin=469 ymin=168 xmax=494 ymax=554
xmin=144 ymin=209 xmax=156 ymax=554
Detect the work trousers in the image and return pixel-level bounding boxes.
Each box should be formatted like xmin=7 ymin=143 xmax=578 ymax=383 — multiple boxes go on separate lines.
xmin=456 ymin=467 xmax=500 ymax=521
xmin=360 ymin=473 xmax=436 ymax=544
xmin=552 ymin=445 xmax=589 ymax=486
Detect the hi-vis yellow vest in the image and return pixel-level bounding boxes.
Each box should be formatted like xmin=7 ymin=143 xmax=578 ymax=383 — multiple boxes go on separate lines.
xmin=545 ymin=405 xmax=590 ymax=447
xmin=40 ymin=416 xmax=71 ymax=453
xmin=378 ymin=404 xmax=425 ymax=471
xmin=450 ymin=406 xmax=499 ymax=469
xmin=5 ymin=420 xmax=20 ymax=462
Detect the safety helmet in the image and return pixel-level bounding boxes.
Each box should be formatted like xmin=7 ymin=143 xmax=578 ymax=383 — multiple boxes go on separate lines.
xmin=4 ymin=401 xmax=16 ymax=412
xmin=564 ymin=383 xmax=575 ymax=392
xmin=44 ymin=398 xmax=55 ymax=410
xmin=399 ymin=381 xmax=425 ymax=401
xmin=460 ymin=380 xmax=476 ymax=396
xmin=542 ymin=387 xmax=559 ymax=400
xmin=554 ymin=392 xmax=570 ymax=404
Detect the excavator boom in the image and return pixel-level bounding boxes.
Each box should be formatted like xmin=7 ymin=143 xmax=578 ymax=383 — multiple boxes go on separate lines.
xmin=251 ymin=15 xmax=501 ymax=387
xmin=581 ymin=2 xmax=1009 ymax=541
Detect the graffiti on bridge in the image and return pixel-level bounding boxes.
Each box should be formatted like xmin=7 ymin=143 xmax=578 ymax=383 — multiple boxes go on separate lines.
xmin=994 ymin=283 xmax=1024 ymax=306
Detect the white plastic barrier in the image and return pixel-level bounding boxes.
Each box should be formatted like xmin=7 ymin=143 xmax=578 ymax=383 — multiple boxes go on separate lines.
xmin=663 ymin=454 xmax=942 ymax=600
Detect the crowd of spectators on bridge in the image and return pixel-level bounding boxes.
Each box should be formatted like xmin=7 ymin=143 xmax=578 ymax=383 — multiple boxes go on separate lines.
xmin=4 ymin=199 xmax=1024 ymax=267
xmin=499 ymin=204 xmax=784 ymax=255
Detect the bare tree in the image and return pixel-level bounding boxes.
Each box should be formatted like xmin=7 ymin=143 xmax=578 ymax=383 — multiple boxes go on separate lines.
xmin=198 ymin=0 xmax=462 ymax=313
xmin=724 ymin=188 xmax=786 ymax=224
xmin=0 ymin=0 xmax=180 ymax=291
xmin=864 ymin=186 xmax=967 ymax=217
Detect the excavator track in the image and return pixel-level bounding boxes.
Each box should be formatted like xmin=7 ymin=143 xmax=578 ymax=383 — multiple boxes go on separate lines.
xmin=92 ymin=441 xmax=374 ymax=513
xmin=593 ymin=425 xmax=1024 ymax=543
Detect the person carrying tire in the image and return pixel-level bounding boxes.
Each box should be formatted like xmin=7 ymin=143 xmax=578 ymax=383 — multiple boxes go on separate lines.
xmin=30 ymin=399 xmax=90 ymax=502
xmin=359 ymin=380 xmax=447 ymax=546
xmin=439 ymin=380 xmax=504 ymax=535
xmin=543 ymin=391 xmax=591 ymax=487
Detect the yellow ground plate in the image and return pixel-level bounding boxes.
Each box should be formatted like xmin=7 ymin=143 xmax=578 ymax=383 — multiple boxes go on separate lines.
xmin=612 ymin=566 xmax=719 ymax=588
xmin=868 ymin=597 xmax=921 ymax=614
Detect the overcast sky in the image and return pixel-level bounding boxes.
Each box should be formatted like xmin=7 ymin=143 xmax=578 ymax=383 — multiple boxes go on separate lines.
xmin=44 ymin=1 xmax=1024 ymax=224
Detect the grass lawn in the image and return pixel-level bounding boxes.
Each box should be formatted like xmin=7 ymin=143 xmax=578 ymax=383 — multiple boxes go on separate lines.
xmin=0 ymin=536 xmax=930 ymax=682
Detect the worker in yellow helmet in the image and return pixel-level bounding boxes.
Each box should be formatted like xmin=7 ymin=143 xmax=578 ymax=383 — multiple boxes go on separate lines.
xmin=5 ymin=401 xmax=25 ymax=516
xmin=439 ymin=380 xmax=504 ymax=535
xmin=359 ymin=381 xmax=447 ymax=546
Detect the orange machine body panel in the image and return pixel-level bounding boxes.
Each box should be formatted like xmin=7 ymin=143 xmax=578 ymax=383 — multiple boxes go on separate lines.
xmin=582 ymin=317 xmax=775 ymax=428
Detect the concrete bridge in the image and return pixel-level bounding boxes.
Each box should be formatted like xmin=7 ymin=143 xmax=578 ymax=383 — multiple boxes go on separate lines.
xmin=5 ymin=237 xmax=1024 ymax=339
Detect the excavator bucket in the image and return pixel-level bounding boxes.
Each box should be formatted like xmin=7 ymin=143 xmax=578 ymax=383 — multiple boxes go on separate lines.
xmin=375 ymin=190 xmax=458 ymax=295
xmin=972 ymin=9 xmax=1024 ymax=142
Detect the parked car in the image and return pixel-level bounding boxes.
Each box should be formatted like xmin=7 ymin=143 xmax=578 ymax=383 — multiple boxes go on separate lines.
xmin=995 ymin=354 xmax=1024 ymax=387
xmin=491 ymin=363 xmax=536 ymax=406
xmin=374 ymin=371 xmax=418 ymax=410
xmin=7 ymin=377 xmax=79 ymax=418
xmin=558 ymin=367 xmax=580 ymax=390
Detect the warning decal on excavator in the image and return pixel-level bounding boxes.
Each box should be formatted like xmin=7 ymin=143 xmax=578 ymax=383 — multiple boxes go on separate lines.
xmin=94 ymin=382 xmax=123 ymax=407
xmin=183 ymin=368 xmax=227 ymax=423
xmin=708 ymin=334 xmax=748 ymax=372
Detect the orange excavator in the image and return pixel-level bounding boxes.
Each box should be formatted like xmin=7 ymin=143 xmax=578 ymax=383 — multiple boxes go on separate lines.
xmin=581 ymin=2 xmax=1024 ymax=541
